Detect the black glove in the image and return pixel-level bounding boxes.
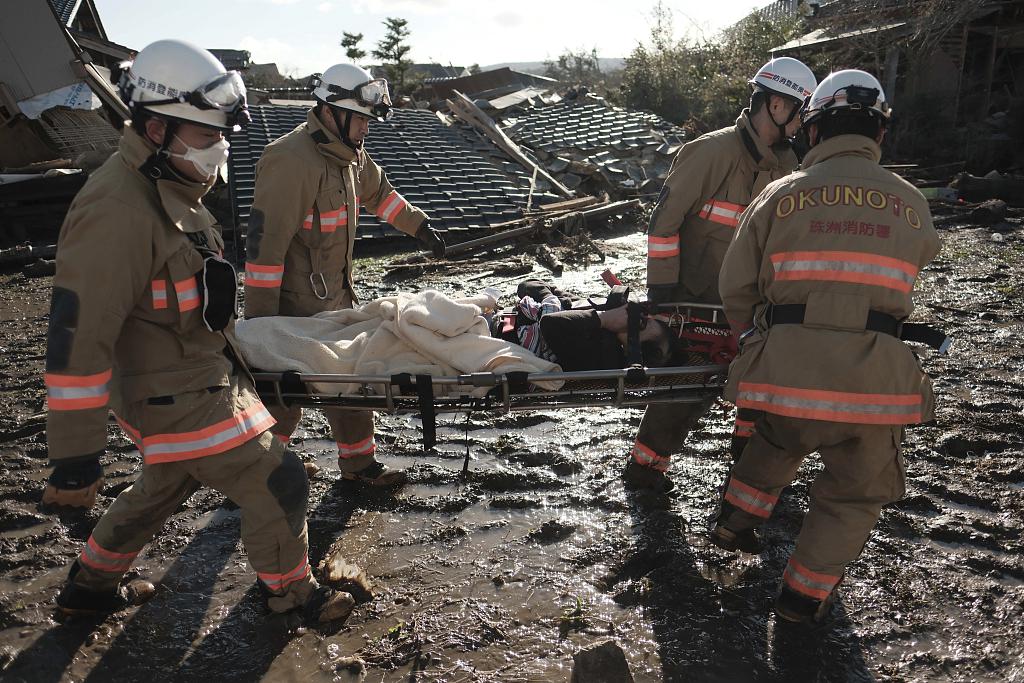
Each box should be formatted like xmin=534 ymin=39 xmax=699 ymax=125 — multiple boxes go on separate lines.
xmin=416 ymin=223 xmax=446 ymax=258
xmin=42 ymin=455 xmax=103 ymax=509
xmin=646 ymin=285 xmax=678 ymax=306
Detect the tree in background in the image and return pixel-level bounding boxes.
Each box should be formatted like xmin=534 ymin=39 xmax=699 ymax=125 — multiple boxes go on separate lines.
xmin=340 ymin=31 xmax=366 ymax=63
xmin=544 ymin=48 xmax=602 ymax=85
xmin=618 ymin=2 xmax=799 ymax=132
xmin=372 ymin=17 xmax=415 ymax=97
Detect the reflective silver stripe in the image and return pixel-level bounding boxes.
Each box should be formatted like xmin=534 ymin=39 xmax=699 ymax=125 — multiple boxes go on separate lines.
xmin=725 ymin=483 xmax=774 ymax=516
xmin=737 ymin=390 xmax=919 ymax=417
xmin=143 ymin=407 xmax=272 ymax=457
xmin=784 ymin=562 xmax=838 ymax=595
xmin=48 ymin=385 xmax=108 ymax=400
xmin=773 ymin=259 xmax=916 ymax=287
xmin=245 ymin=270 xmax=282 ymax=282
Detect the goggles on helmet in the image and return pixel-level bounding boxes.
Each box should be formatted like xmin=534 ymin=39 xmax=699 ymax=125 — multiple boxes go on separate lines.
xmin=315 ymin=77 xmax=393 ymax=120
xmin=130 ymin=70 xmax=251 ymax=129
xmin=802 ymin=84 xmax=891 ymax=123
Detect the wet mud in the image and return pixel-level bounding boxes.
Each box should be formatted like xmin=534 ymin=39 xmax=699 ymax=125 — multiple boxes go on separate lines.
xmin=1 ymin=217 xmax=1022 ymax=682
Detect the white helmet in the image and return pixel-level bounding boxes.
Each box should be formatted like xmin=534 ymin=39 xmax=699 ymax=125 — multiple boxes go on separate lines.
xmin=801 ymin=69 xmax=891 ymax=125
xmin=750 ymin=57 xmax=817 ymax=104
xmin=311 ymin=63 xmax=393 ymax=121
xmin=117 ymin=39 xmax=249 ymax=131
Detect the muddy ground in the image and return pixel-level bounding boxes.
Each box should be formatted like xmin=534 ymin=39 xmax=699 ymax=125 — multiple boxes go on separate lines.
xmin=0 ymin=210 xmax=1022 ymax=683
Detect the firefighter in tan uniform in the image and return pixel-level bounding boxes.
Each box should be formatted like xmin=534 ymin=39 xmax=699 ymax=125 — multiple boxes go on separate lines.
xmin=244 ymin=63 xmax=445 ymax=487
xmin=42 ymin=40 xmax=351 ymax=623
xmin=626 ymin=58 xmax=818 ymax=492
xmin=709 ymin=70 xmax=940 ymax=624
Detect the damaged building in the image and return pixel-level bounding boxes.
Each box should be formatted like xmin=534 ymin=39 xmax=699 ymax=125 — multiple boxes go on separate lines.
xmin=767 ymin=0 xmax=1024 ymax=169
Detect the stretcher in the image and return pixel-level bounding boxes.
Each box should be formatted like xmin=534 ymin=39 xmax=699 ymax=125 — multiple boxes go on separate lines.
xmin=253 ymin=301 xmax=732 ymax=449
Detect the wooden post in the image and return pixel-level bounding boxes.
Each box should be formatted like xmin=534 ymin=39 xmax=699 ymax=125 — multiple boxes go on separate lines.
xmin=982 ymin=26 xmax=999 ymax=118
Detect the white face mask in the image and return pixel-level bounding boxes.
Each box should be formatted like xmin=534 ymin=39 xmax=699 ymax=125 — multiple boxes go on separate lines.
xmin=171 ymin=136 xmax=230 ymax=179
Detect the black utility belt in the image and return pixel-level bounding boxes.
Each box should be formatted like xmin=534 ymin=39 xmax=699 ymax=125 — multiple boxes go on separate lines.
xmin=765 ymin=303 xmax=950 ymax=353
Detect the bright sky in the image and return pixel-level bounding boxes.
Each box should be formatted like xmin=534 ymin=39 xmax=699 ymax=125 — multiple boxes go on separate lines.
xmin=94 ymin=0 xmax=767 ymax=77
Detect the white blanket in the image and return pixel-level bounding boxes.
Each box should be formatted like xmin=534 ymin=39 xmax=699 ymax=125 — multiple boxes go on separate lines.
xmin=235 ymin=290 xmax=563 ymax=395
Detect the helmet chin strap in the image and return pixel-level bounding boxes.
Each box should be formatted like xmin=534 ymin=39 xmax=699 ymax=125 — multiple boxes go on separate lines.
xmin=329 ymin=106 xmax=361 ymax=150
xmin=767 ymin=95 xmax=800 ymax=143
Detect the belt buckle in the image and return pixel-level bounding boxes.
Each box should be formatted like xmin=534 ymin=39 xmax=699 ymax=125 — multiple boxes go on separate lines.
xmin=310 ymin=272 xmax=329 ymax=300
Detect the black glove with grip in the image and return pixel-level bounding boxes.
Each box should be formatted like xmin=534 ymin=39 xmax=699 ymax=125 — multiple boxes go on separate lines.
xmin=416 ymin=223 xmax=446 ymax=259
xmin=42 ymin=454 xmax=103 ymax=509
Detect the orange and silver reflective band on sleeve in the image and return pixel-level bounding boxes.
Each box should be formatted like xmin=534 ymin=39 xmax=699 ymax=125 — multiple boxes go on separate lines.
xmin=647 ymin=234 xmax=679 ymax=259
xmin=244 ymin=263 xmax=284 ymax=288
xmin=45 ymin=368 xmax=112 ymax=411
xmin=375 ymin=190 xmax=407 ymax=224
xmin=699 ymin=200 xmax=746 ymax=228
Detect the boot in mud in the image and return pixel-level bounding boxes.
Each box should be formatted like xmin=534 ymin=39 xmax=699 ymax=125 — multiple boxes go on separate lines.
xmin=340 ymin=460 xmax=407 ymax=487
xmin=303 ymin=586 xmax=356 ymax=625
xmin=622 ymin=459 xmax=674 ymax=493
xmin=774 ymin=584 xmax=838 ymax=627
xmin=55 ymin=562 xmax=129 ymax=617
xmin=709 ymin=524 xmax=763 ymax=554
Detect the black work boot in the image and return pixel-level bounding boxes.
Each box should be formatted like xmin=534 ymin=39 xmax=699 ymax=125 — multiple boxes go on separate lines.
xmin=774 ymin=584 xmax=838 ymax=626
xmin=55 ymin=562 xmax=129 ymax=616
xmin=622 ymin=459 xmax=674 ymax=493
xmin=340 ymin=460 xmax=408 ymax=487
xmin=709 ymin=524 xmax=763 ymax=554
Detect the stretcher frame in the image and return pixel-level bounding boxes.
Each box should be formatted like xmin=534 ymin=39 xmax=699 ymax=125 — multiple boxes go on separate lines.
xmin=253 ymin=363 xmax=728 ymax=416
xmin=253 ymin=300 xmax=732 ymax=417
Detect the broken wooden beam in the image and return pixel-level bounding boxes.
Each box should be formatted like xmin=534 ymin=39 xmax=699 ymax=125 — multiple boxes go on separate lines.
xmin=447 ymin=90 xmax=574 ymax=198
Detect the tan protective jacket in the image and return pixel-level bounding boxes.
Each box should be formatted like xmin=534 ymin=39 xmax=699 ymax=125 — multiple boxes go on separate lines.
xmin=647 ymin=110 xmax=798 ymax=303
xmin=244 ymin=110 xmax=427 ymax=318
xmin=45 ymin=128 xmax=270 ymax=464
xmin=719 ymin=134 xmax=940 ymax=425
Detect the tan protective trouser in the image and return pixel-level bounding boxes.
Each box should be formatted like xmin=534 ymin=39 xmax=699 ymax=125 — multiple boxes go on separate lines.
xmin=73 ymin=429 xmax=316 ymax=613
xmin=631 ymin=398 xmax=715 ymax=472
xmin=271 ymin=286 xmax=376 ymax=472
xmin=719 ymin=413 xmax=906 ymax=601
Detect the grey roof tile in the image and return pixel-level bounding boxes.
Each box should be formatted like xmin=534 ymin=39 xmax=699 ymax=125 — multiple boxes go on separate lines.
xmin=228 ymin=106 xmax=533 ymax=241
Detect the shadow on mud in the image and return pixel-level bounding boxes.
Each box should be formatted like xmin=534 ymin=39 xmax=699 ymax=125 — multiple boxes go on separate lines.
xmin=620 ymin=489 xmax=875 ymax=682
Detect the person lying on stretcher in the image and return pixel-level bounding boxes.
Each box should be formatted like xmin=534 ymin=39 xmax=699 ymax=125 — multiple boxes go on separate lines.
xmin=491 ymin=279 xmax=684 ymax=370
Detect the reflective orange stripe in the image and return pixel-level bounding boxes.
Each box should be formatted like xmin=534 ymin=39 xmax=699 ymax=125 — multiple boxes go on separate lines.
xmin=648 ymin=234 xmax=680 ymax=259
xmin=244 ymin=263 xmax=284 ymax=288
xmin=737 ymin=382 xmax=921 ymax=424
xmin=631 ymin=441 xmax=670 ymax=472
xmin=783 ymin=558 xmax=840 ymax=600
xmin=45 ymin=369 xmax=112 ymax=411
xmin=724 ymin=477 xmax=777 ymax=518
xmin=770 ymin=250 xmax=918 ymax=293
xmin=135 ymin=403 xmax=275 ymax=464
xmin=174 ymin=277 xmax=200 ymax=311
xmin=258 ymin=555 xmax=311 ymax=591
xmin=79 ymin=536 xmax=138 ymax=573
xmin=302 ymin=207 xmax=348 ymax=233
xmin=733 ymin=418 xmax=755 ymax=438
xmin=152 ymin=280 xmax=168 ymax=310
xmin=337 ymin=435 xmax=376 ymax=459
xmin=115 ymin=415 xmax=142 ymax=448
xmin=375 ymin=191 xmax=406 ymax=223
xmin=699 ymin=200 xmax=746 ymax=228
